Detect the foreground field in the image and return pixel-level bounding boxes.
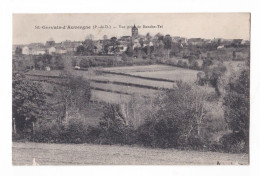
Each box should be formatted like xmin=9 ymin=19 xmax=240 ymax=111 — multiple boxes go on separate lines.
xmin=12 ymin=142 xmax=249 ymax=165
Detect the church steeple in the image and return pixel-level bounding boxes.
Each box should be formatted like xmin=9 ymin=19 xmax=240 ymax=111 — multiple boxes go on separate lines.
xmin=132 ymin=24 xmax=138 ymax=39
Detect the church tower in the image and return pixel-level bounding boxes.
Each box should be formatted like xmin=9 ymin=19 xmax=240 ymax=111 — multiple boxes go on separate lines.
xmin=131 ymin=24 xmax=138 ymax=39
xmin=131 ymin=25 xmax=138 ymax=48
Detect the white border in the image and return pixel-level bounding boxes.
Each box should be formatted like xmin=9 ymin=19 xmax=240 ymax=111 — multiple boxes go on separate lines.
xmin=1 ymin=0 xmax=260 ymax=176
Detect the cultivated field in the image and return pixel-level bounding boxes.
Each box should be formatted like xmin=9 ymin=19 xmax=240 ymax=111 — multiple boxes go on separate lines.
xmin=26 ymin=64 xmax=200 ymax=103
xmin=91 ymin=90 xmax=131 ymax=104
xmin=91 ymin=82 xmax=161 ymax=96
xmin=129 ymin=70 xmax=198 ymax=82
xmin=101 ymin=64 xmax=182 ymax=73
xmin=100 ymin=64 xmax=199 ymax=82
xmin=12 ymin=142 xmax=249 ymax=165
xmin=91 ymin=74 xmax=176 ymax=89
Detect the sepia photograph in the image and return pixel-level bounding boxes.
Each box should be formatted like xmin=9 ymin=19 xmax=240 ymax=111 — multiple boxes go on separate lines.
xmin=12 ymin=13 xmax=250 ymax=165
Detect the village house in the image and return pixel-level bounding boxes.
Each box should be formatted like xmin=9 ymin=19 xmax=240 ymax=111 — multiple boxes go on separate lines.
xmin=232 ymin=39 xmax=243 ymax=46
xmin=45 ymin=39 xmax=55 ymax=47
xmin=172 ymin=36 xmax=187 ymax=44
xmin=48 ymin=46 xmax=56 ymax=54
xmin=241 ymin=39 xmax=250 ymax=46
xmin=62 ymin=40 xmax=82 ymax=53
xmin=22 ymin=46 xmax=30 ymax=55
xmin=31 ymin=48 xmax=46 ymax=55
xmin=187 ymin=38 xmax=204 ymax=46
xmin=221 ymin=39 xmax=233 ymax=46
xmin=28 ymin=43 xmax=45 ymax=48
xmin=22 ymin=42 xmax=47 ymax=55
xmin=56 ymin=46 xmax=67 ymax=54
xmin=119 ymin=36 xmax=131 ymax=43
xmin=45 ymin=66 xmax=51 ymax=71
xmin=217 ymin=45 xmax=225 ymax=50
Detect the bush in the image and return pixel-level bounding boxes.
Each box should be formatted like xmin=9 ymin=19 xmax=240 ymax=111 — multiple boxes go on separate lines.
xmin=137 ymin=117 xmax=179 ymax=148
xmin=121 ymin=53 xmax=128 ymax=61
xmin=79 ymin=58 xmax=90 ymax=68
xmin=177 ymin=60 xmax=183 ymax=67
xmin=183 ymin=62 xmax=188 ymax=68
xmin=31 ymin=116 xmax=88 ymax=143
xmin=64 ymin=116 xmax=88 ymax=143
xmin=32 ymin=121 xmax=65 ymax=143
xmin=136 ymin=82 xmax=209 ymax=150
xmin=220 ymin=132 xmax=247 ymax=153
xmin=92 ymin=104 xmax=137 ymax=145
xmin=223 ymin=69 xmax=249 ymax=153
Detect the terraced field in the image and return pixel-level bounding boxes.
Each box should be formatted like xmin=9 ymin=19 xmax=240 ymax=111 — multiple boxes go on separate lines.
xmin=129 ymin=70 xmax=198 ymax=82
xmin=100 ymin=64 xmax=199 ymax=83
xmin=26 ymin=64 xmax=199 ymax=103
xmin=101 ymin=64 xmax=182 ymax=73
xmin=91 ymin=82 xmax=161 ymax=96
xmin=91 ymin=74 xmax=176 ymax=89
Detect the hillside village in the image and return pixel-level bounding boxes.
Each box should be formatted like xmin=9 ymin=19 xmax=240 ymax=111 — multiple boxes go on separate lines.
xmin=13 ymin=25 xmax=250 ymax=68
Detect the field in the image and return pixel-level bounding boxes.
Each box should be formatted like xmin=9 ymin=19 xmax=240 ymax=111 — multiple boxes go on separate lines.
xmin=129 ymin=70 xmax=198 ymax=82
xmin=12 ymin=142 xmax=249 ymax=165
xmin=101 ymin=64 xmax=199 ymax=82
xmin=26 ymin=64 xmax=193 ymax=103
xmin=91 ymin=82 xmax=161 ymax=96
xmin=101 ymin=64 xmax=182 ymax=73
xmin=91 ymin=74 xmax=176 ymax=89
xmin=91 ymin=90 xmax=131 ymax=104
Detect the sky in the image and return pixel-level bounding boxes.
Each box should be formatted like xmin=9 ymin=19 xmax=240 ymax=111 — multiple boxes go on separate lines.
xmin=13 ymin=13 xmax=250 ymax=45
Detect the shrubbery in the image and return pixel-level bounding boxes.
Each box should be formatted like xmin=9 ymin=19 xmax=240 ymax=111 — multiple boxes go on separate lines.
xmin=14 ymin=79 xmax=248 ymax=153
xmin=87 ymin=104 xmax=137 ymax=145
xmin=30 ymin=116 xmax=88 ymax=143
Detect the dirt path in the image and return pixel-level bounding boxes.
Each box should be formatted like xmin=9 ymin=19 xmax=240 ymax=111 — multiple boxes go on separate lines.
xmin=12 ymin=142 xmax=249 ymax=165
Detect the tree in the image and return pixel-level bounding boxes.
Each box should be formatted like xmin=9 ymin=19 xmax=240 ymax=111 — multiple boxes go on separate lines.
xmin=223 ymin=68 xmax=249 ymax=152
xmin=139 ymin=38 xmax=144 ymax=48
xmin=98 ymin=104 xmax=131 ymax=144
xmin=139 ymin=82 xmax=207 ymax=148
xmin=12 ymin=73 xmax=47 ymax=133
xmin=110 ymin=37 xmax=119 ymax=53
xmin=53 ymin=72 xmax=91 ymax=122
xmin=164 ymin=34 xmax=172 ymax=59
xmin=83 ymin=39 xmax=96 ymax=55
xmin=102 ymin=35 xmax=109 ymax=54
xmin=15 ymin=47 xmax=22 ymax=55
xmin=146 ymin=33 xmax=152 ymax=42
xmin=76 ymin=45 xmax=85 ymax=55
xmin=164 ymin=82 xmax=207 ymax=144
xmin=154 ymin=40 xmax=165 ymax=58
xmin=54 ymin=56 xmax=64 ymax=70
xmin=202 ymin=57 xmax=213 ymax=69
xmin=205 ymin=63 xmax=227 ymax=96
xmin=79 ymin=58 xmax=89 ymax=68
xmin=125 ymin=44 xmax=134 ymax=57
xmin=42 ymin=54 xmax=52 ymax=66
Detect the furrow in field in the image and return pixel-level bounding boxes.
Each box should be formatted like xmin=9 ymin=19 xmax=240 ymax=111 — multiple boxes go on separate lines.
xmin=90 ymin=79 xmax=170 ymax=91
xmin=90 ymin=82 xmax=161 ymax=96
